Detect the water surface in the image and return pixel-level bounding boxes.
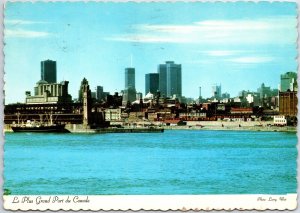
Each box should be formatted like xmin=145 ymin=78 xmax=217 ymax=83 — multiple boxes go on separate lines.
xmin=4 ymin=130 xmax=297 ymax=195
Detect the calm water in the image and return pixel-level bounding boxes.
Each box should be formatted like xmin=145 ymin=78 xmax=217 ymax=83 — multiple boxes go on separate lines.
xmin=4 ymin=130 xmax=297 ymax=195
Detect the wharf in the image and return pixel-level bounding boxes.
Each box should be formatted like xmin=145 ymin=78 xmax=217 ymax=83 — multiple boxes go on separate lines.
xmin=65 ymin=124 xmax=164 ymax=133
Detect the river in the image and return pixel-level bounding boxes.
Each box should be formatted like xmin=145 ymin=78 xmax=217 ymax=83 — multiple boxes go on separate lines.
xmin=4 ymin=130 xmax=297 ymax=195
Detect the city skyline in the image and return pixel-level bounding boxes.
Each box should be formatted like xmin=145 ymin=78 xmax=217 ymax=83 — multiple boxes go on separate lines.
xmin=18 ymin=58 xmax=294 ymax=103
xmin=4 ymin=2 xmax=297 ymax=104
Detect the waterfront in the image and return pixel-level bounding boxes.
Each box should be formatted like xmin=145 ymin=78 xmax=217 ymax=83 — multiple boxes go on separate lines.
xmin=4 ymin=130 xmax=297 ymax=195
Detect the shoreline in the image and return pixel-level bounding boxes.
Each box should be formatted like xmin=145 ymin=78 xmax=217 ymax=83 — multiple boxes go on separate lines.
xmin=3 ymin=124 xmax=297 ymax=133
xmin=162 ymin=125 xmax=297 ymax=133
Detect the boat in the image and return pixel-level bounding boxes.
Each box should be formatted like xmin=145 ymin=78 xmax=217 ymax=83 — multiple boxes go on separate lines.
xmin=11 ymin=122 xmax=68 ymax=133
xmin=11 ymin=114 xmax=69 ymax=133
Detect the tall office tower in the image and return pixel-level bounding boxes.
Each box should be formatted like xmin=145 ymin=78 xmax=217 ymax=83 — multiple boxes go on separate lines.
xmin=96 ymin=86 xmax=104 ymax=101
xmin=212 ymin=84 xmax=221 ymax=99
xmin=41 ymin=59 xmax=57 ymax=83
xmin=125 ymin=68 xmax=135 ymax=90
xmin=123 ymin=67 xmax=136 ymax=104
xmin=280 ymin=72 xmax=297 ymax=92
xmin=158 ymin=61 xmax=182 ymax=98
xmin=145 ymin=73 xmax=159 ymax=95
xmin=158 ymin=64 xmax=167 ymax=96
xmin=166 ymin=62 xmax=182 ymax=98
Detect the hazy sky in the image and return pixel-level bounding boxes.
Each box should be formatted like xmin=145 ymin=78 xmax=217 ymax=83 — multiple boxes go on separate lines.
xmin=4 ymin=2 xmax=297 ymax=104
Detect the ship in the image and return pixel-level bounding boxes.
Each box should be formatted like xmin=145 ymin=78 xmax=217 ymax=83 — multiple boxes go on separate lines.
xmin=11 ymin=114 xmax=69 ymax=133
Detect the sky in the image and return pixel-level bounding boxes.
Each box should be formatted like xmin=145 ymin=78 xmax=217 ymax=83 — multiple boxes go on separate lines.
xmin=4 ymin=2 xmax=297 ymax=104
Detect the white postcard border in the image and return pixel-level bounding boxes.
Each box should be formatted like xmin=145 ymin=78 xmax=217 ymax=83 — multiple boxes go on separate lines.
xmin=1 ymin=0 xmax=300 ymax=212
xmin=3 ymin=194 xmax=298 ymax=210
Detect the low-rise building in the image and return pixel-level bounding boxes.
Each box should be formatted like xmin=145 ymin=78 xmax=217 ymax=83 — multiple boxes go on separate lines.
xmin=147 ymin=113 xmax=158 ymax=121
xmin=105 ymin=108 xmax=122 ymax=121
xmin=231 ymin=107 xmax=253 ymax=114
xmin=273 ymin=115 xmax=287 ymax=126
xmin=26 ymin=80 xmax=72 ymax=104
xmin=179 ymin=112 xmax=206 ymax=120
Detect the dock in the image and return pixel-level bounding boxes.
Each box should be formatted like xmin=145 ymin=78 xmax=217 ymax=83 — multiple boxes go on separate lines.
xmin=65 ymin=126 xmax=164 ymax=134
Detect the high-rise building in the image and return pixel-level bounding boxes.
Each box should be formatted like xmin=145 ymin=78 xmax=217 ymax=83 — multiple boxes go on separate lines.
xmin=212 ymin=84 xmax=221 ymax=99
xmin=158 ymin=64 xmax=167 ymax=96
xmin=280 ymin=72 xmax=297 ymax=92
xmin=125 ymin=68 xmax=135 ymax=90
xmin=222 ymin=92 xmax=230 ymax=99
xmin=123 ymin=67 xmax=136 ymax=104
xmin=96 ymin=86 xmax=104 ymax=101
xmin=145 ymin=73 xmax=159 ymax=95
xmin=157 ymin=61 xmax=182 ymax=98
xmin=41 ymin=60 xmax=57 ymax=83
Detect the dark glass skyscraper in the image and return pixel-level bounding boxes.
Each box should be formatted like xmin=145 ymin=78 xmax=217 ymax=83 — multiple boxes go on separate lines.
xmin=41 ymin=60 xmax=57 ymax=83
xmin=158 ymin=61 xmax=182 ymax=98
xmin=125 ymin=68 xmax=135 ymax=90
xmin=158 ymin=64 xmax=167 ymax=96
xmin=96 ymin=86 xmax=104 ymax=101
xmin=145 ymin=73 xmax=159 ymax=95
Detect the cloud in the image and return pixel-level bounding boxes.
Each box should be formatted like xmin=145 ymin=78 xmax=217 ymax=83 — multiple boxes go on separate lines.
xmin=226 ymin=56 xmax=274 ymax=64
xmin=108 ymin=34 xmax=190 ymax=43
xmin=107 ymin=16 xmax=296 ymax=45
xmin=5 ymin=19 xmax=49 ymax=25
xmin=203 ymin=50 xmax=243 ymax=57
xmin=4 ymin=19 xmax=52 ymax=38
xmin=5 ymin=29 xmax=52 ymax=38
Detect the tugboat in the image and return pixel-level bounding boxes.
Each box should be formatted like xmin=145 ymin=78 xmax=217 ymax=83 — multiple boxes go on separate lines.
xmin=11 ymin=114 xmax=69 ymax=133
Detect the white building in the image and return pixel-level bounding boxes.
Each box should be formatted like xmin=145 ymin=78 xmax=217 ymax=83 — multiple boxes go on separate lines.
xmin=273 ymin=115 xmax=287 ymax=126
xmin=25 ymin=80 xmax=72 ymax=104
xmin=105 ymin=108 xmax=122 ymax=121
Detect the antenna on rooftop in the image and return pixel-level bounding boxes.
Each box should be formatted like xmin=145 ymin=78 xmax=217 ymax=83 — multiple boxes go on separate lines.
xmin=130 ymin=54 xmax=133 ymax=67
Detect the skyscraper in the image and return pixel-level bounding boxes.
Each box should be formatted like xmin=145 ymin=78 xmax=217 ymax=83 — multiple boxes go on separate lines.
xmin=157 ymin=61 xmax=182 ymax=98
xmin=41 ymin=59 xmax=57 ymax=83
xmin=280 ymin=72 xmax=297 ymax=92
xmin=123 ymin=67 xmax=136 ymax=104
xmin=125 ymin=68 xmax=135 ymax=90
xmin=145 ymin=73 xmax=159 ymax=95
xmin=158 ymin=64 xmax=167 ymax=96
xmin=96 ymin=86 xmax=104 ymax=101
xmin=212 ymin=84 xmax=221 ymax=99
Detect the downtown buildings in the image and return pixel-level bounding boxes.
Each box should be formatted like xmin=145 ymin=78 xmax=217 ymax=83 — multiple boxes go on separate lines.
xmin=122 ymin=67 xmax=137 ymax=105
xmin=145 ymin=73 xmax=159 ymax=95
xmin=144 ymin=61 xmax=182 ymax=101
xmin=25 ymin=60 xmax=72 ymax=104
xmin=279 ymin=71 xmax=298 ymax=119
xmin=4 ymin=58 xmax=298 ymax=127
xmin=41 ymin=60 xmax=57 ymax=83
xmin=158 ymin=61 xmax=182 ymax=99
xmin=212 ymin=84 xmax=221 ymax=100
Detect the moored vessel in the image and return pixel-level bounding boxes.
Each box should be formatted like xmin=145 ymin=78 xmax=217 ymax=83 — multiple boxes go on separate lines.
xmin=11 ymin=113 xmax=69 ymax=133
xmin=11 ymin=122 xmax=68 ymax=133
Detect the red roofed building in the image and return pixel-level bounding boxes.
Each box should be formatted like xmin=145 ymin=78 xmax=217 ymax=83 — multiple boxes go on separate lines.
xmin=230 ymin=107 xmax=253 ymax=114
